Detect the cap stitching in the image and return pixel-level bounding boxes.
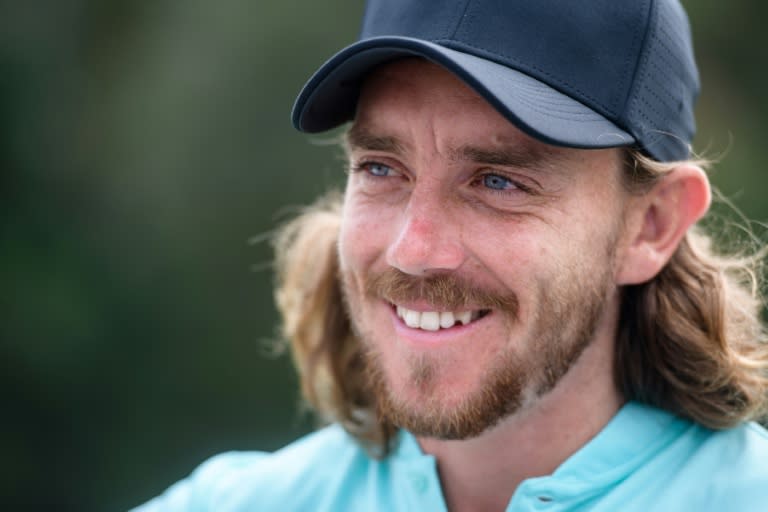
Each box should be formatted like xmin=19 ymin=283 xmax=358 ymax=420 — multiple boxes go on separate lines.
xmin=448 ymin=0 xmax=474 ymax=40
xmin=633 ymin=0 xmax=691 ymax=159
xmin=625 ymin=0 xmax=659 ymax=146
xmin=638 ymin=83 xmax=665 ymax=130
xmin=651 ymin=34 xmax=683 ymax=75
xmin=617 ymin=0 xmax=651 ymax=117
xmin=655 ymin=24 xmax=684 ymax=70
xmin=645 ymin=58 xmax=679 ymax=115
xmin=635 ymin=93 xmax=667 ymax=147
xmin=619 ymin=0 xmax=654 ymax=119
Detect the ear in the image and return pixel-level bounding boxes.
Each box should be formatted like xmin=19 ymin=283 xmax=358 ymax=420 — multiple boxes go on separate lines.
xmin=616 ymin=164 xmax=711 ymax=285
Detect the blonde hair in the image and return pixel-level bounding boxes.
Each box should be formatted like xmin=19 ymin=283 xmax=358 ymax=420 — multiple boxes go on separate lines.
xmin=616 ymin=151 xmax=768 ymax=428
xmin=272 ymin=151 xmax=768 ymax=454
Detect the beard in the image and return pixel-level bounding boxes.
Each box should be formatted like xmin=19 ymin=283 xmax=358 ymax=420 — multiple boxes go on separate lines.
xmin=342 ymin=262 xmax=614 ymax=441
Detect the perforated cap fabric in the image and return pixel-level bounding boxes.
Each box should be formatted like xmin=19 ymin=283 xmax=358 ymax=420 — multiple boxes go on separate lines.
xmin=292 ymin=0 xmax=699 ymax=162
xmin=623 ymin=0 xmax=699 ymax=161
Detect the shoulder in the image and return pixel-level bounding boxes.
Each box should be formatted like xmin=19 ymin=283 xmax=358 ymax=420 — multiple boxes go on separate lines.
xmin=688 ymin=421 xmax=768 ymax=474
xmin=658 ymin=421 xmax=768 ymax=509
xmin=131 ymin=425 xmax=381 ymax=512
xmin=696 ymin=422 xmax=768 ymax=495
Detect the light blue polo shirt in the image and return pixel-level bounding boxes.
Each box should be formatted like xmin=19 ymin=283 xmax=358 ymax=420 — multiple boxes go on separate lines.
xmin=132 ymin=402 xmax=768 ymax=511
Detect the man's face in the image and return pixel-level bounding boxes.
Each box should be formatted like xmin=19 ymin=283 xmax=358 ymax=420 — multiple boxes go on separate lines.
xmin=338 ymin=59 xmax=630 ymax=440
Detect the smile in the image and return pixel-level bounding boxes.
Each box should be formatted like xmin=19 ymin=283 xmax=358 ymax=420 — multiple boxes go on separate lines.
xmin=394 ymin=304 xmax=489 ymax=331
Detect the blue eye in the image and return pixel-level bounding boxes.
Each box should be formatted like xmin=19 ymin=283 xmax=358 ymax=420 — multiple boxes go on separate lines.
xmin=482 ymin=174 xmax=516 ymax=191
xmin=366 ymin=162 xmax=393 ymax=177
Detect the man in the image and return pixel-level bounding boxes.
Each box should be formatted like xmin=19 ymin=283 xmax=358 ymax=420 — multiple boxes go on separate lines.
xmin=134 ymin=1 xmax=768 ymax=510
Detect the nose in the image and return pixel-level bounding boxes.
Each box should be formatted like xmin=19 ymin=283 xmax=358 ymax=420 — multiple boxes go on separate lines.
xmin=386 ymin=189 xmax=467 ymax=276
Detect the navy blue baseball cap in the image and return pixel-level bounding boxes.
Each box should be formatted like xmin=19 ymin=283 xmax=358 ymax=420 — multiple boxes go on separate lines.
xmin=292 ymin=0 xmax=700 ymax=162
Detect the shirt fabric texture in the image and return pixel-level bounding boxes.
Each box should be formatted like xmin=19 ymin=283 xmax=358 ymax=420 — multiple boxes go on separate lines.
xmin=132 ymin=401 xmax=768 ymax=511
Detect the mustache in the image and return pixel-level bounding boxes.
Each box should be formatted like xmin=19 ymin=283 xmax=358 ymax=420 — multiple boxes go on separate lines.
xmin=365 ymin=268 xmax=518 ymax=313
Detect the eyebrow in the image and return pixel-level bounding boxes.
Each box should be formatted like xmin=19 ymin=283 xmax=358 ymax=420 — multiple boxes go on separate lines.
xmin=456 ymin=145 xmax=552 ymax=169
xmin=345 ymin=126 xmax=405 ymax=154
xmin=345 ymin=126 xmax=566 ymax=173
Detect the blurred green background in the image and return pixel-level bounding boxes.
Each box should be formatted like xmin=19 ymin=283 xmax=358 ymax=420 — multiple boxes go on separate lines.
xmin=1 ymin=1 xmax=766 ymax=510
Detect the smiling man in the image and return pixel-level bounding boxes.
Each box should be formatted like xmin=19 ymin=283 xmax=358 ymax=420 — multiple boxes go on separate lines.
xmin=133 ymin=1 xmax=768 ymax=511
xmin=339 ymin=60 xmax=631 ymax=449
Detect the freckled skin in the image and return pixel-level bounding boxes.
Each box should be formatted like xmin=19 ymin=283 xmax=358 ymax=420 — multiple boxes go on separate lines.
xmin=338 ymin=59 xmax=632 ymax=439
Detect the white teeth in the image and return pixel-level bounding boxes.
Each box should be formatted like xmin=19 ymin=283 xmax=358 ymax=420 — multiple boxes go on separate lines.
xmin=419 ymin=312 xmax=440 ymax=331
xmin=404 ymin=309 xmax=421 ymax=328
xmin=395 ymin=306 xmax=480 ymax=331
xmin=439 ymin=312 xmax=455 ymax=329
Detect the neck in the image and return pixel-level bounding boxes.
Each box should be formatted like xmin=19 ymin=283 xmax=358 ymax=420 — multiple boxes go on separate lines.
xmin=416 ymin=323 xmax=624 ymax=512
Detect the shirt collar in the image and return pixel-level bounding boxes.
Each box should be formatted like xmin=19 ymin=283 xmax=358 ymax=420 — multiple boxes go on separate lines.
xmin=394 ymin=401 xmax=691 ymax=484
xmin=551 ymin=401 xmax=690 ymax=483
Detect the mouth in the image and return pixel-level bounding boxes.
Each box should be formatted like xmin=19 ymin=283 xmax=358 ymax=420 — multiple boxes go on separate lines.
xmin=393 ymin=304 xmax=491 ymax=331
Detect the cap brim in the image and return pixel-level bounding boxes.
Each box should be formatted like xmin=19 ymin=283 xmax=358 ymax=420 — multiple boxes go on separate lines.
xmin=292 ymin=37 xmax=635 ymax=150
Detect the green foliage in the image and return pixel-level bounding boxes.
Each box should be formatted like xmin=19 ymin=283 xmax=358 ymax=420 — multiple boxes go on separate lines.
xmin=1 ymin=1 xmax=765 ymax=510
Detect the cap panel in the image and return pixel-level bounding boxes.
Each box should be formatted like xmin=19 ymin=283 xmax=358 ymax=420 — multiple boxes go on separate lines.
xmin=360 ymin=0 xmax=471 ymax=41
xmin=454 ymin=0 xmax=651 ymax=118
xmin=624 ymin=0 xmax=699 ymax=160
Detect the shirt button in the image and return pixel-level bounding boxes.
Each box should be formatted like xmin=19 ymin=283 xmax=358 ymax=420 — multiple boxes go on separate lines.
xmin=408 ymin=472 xmax=429 ymax=493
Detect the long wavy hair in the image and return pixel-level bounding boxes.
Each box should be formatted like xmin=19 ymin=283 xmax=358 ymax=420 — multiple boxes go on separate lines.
xmin=272 ymin=148 xmax=768 ymax=455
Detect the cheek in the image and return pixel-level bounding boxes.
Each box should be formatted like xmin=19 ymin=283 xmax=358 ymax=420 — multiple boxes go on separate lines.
xmin=473 ymin=225 xmax=543 ymax=275
xmin=338 ymin=201 xmax=390 ymax=273
xmin=469 ymin=222 xmax=588 ymax=307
